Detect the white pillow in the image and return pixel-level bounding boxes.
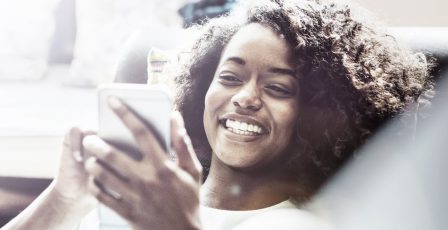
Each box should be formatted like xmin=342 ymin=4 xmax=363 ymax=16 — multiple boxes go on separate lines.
xmin=0 ymin=0 xmax=60 ymax=80
xmin=67 ymin=0 xmax=185 ymax=87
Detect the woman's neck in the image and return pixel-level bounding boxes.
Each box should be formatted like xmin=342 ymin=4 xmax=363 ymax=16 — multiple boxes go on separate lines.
xmin=200 ymin=155 xmax=293 ymax=210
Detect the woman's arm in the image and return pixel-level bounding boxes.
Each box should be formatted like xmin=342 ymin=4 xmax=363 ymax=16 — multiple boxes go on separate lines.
xmin=2 ymin=128 xmax=97 ymax=230
xmin=2 ymin=182 xmax=91 ymax=230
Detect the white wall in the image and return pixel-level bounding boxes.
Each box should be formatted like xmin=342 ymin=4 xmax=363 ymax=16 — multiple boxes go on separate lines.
xmin=355 ymin=0 xmax=448 ymax=27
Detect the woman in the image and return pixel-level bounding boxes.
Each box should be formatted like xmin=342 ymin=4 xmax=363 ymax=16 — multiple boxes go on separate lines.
xmin=4 ymin=0 xmax=433 ymax=229
xmin=175 ymin=0 xmax=433 ymax=205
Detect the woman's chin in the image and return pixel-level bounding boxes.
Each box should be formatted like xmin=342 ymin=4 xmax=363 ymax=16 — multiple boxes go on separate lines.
xmin=213 ymin=149 xmax=267 ymax=169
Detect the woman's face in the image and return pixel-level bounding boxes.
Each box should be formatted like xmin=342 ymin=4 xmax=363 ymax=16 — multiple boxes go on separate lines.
xmin=203 ymin=23 xmax=300 ymax=170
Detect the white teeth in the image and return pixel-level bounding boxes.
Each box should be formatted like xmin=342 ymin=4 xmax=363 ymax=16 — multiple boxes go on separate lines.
xmin=235 ymin=121 xmax=241 ymax=130
xmin=226 ymin=119 xmax=232 ymax=128
xmin=224 ymin=119 xmax=263 ymax=134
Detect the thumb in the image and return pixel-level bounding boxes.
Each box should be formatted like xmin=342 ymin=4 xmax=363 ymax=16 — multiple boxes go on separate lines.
xmin=170 ymin=111 xmax=203 ymax=182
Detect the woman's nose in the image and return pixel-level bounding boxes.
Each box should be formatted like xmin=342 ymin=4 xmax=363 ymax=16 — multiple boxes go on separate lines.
xmin=231 ymin=84 xmax=262 ymax=111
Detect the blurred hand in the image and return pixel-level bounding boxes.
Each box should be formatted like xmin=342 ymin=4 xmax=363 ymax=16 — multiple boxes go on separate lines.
xmin=1 ymin=128 xmax=99 ymax=230
xmin=52 ymin=127 xmax=98 ymax=208
xmin=82 ymin=97 xmax=202 ymax=230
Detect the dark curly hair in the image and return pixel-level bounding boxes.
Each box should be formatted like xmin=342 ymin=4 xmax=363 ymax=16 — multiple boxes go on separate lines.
xmin=174 ymin=0 xmax=433 ymax=198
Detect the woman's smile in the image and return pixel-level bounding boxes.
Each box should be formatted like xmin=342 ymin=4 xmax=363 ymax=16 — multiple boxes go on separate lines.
xmin=224 ymin=119 xmax=263 ymax=135
xmin=220 ymin=113 xmax=268 ymax=136
xmin=218 ymin=114 xmax=269 ymax=142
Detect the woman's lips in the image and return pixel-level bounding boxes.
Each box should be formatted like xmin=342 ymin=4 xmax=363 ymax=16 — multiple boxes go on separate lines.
xmin=218 ymin=114 xmax=269 ymax=142
xmin=218 ymin=113 xmax=269 ymax=138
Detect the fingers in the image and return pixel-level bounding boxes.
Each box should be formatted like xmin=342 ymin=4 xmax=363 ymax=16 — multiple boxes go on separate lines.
xmin=107 ymin=96 xmax=166 ymax=165
xmin=64 ymin=127 xmax=97 ymax=162
xmin=83 ymin=136 xmax=141 ymax=209
xmin=86 ymin=176 xmax=133 ymax=219
xmin=84 ymin=157 xmax=134 ymax=201
xmin=82 ymin=135 xmax=140 ymax=180
xmin=67 ymin=127 xmax=83 ymax=162
xmin=171 ymin=112 xmax=203 ymax=182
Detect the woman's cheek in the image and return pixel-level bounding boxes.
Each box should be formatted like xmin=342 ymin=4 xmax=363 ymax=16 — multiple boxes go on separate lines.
xmin=274 ymin=102 xmax=299 ymax=133
xmin=206 ymin=83 xmax=233 ymax=107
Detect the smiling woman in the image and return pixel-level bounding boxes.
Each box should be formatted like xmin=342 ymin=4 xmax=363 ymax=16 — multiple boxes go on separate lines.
xmin=204 ymin=23 xmax=299 ymax=171
xmin=175 ymin=0 xmax=434 ymax=206
xmin=200 ymin=23 xmax=302 ymax=212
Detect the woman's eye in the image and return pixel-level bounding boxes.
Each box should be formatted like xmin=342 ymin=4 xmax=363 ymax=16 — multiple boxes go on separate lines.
xmin=218 ymin=73 xmax=242 ymax=86
xmin=266 ymin=85 xmax=292 ymax=97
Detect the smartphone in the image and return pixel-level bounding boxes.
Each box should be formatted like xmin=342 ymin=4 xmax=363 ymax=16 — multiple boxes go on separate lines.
xmin=98 ymin=83 xmax=172 ymax=159
xmin=96 ymin=83 xmax=172 ymax=229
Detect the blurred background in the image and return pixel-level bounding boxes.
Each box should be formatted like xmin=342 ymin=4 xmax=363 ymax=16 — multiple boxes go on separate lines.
xmin=0 ymin=0 xmax=447 ymax=227
xmin=3 ymin=0 xmax=445 ymax=177
xmin=0 ymin=0 xmax=238 ymax=178
xmin=0 ymin=0 xmax=238 ymax=224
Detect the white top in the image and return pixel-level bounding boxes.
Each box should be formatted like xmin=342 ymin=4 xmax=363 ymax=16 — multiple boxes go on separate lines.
xmin=200 ymin=200 xmax=329 ymax=230
xmin=79 ymin=200 xmax=330 ymax=230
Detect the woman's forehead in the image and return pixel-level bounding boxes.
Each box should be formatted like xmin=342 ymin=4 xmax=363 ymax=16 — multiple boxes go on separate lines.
xmin=227 ymin=23 xmax=285 ymax=46
xmin=219 ymin=23 xmax=293 ymax=66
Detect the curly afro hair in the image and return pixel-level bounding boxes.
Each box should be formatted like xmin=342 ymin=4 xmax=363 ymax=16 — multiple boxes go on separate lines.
xmin=174 ymin=0 xmax=434 ymax=199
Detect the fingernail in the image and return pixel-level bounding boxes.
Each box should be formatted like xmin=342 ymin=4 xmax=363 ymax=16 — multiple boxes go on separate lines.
xmin=183 ymin=133 xmax=192 ymax=146
xmin=173 ymin=111 xmax=186 ymax=127
xmin=84 ymin=157 xmax=97 ymax=169
xmin=82 ymin=135 xmax=94 ymax=148
xmin=108 ymin=96 xmax=122 ymax=109
xmin=82 ymin=135 xmax=110 ymax=158
xmin=178 ymin=128 xmax=187 ymax=136
xmin=73 ymin=150 xmax=83 ymax=162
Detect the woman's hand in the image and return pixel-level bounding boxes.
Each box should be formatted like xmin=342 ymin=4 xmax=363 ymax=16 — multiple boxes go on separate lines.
xmin=82 ymin=97 xmax=203 ymax=230
xmin=3 ymin=128 xmax=98 ymax=230
xmin=52 ymin=127 xmax=98 ymax=209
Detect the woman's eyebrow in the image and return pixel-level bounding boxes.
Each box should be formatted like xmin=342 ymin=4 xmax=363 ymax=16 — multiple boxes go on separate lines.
xmin=223 ymin=57 xmax=296 ymax=79
xmin=268 ymin=67 xmax=296 ymax=79
xmin=224 ymin=57 xmax=246 ymax=65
